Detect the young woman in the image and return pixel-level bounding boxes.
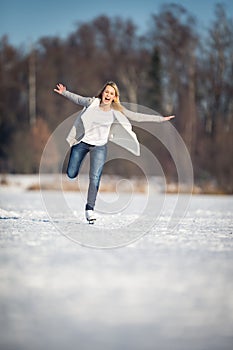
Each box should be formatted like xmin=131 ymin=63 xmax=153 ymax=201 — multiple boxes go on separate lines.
xmin=54 ymin=81 xmax=175 ymax=223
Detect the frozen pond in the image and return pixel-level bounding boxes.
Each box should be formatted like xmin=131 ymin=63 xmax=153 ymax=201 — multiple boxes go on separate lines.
xmin=0 ymin=189 xmax=233 ymax=350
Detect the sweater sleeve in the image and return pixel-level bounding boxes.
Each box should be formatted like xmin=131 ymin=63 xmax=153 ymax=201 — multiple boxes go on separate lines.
xmin=62 ymin=90 xmax=94 ymax=107
xmin=123 ymin=108 xmax=164 ymax=123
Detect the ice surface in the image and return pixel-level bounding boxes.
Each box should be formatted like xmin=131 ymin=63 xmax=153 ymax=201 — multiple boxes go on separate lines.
xmin=0 ymin=189 xmax=233 ymax=350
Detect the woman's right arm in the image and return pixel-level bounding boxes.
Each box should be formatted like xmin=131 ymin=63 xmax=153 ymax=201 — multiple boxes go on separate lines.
xmin=54 ymin=83 xmax=93 ymax=107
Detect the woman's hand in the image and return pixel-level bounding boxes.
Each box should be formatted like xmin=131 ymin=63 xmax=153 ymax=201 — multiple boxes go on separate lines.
xmin=54 ymin=83 xmax=66 ymax=94
xmin=164 ymin=115 xmax=175 ymax=121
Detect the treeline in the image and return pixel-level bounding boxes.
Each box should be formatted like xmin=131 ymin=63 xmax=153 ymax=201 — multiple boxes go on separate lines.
xmin=0 ymin=3 xmax=232 ymax=192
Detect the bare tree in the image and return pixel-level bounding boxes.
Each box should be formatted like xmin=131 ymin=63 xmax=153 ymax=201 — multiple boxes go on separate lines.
xmin=150 ymin=4 xmax=198 ymax=158
xmin=0 ymin=36 xmax=28 ymax=171
xmin=199 ymin=4 xmax=233 ymax=136
xmin=198 ymin=4 xmax=233 ymax=192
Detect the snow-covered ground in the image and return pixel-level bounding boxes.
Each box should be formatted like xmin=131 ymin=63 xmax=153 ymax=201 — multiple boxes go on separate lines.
xmin=0 ymin=188 xmax=233 ymax=350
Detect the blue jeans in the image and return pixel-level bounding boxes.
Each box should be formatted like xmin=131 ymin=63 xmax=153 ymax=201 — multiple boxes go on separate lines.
xmin=67 ymin=142 xmax=107 ymax=210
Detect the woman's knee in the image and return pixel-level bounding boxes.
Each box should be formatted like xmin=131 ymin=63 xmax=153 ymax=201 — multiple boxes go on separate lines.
xmin=67 ymin=168 xmax=77 ymax=179
xmin=89 ymin=174 xmax=101 ymax=188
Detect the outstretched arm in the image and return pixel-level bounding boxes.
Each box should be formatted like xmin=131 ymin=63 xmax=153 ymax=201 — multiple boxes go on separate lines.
xmin=123 ymin=108 xmax=175 ymax=123
xmin=53 ymin=83 xmax=93 ymax=107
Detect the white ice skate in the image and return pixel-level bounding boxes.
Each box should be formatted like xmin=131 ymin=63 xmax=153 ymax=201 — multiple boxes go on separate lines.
xmin=85 ymin=210 xmax=97 ymax=224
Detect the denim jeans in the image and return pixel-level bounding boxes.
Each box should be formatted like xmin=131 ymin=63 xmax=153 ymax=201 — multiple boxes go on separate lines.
xmin=67 ymin=142 xmax=107 ymax=210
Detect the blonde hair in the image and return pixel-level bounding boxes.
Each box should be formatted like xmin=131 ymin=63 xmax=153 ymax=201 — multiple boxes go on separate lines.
xmin=96 ymin=81 xmax=124 ymax=112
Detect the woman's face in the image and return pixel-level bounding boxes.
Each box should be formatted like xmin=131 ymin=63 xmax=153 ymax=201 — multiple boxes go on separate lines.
xmin=101 ymin=85 xmax=116 ymax=105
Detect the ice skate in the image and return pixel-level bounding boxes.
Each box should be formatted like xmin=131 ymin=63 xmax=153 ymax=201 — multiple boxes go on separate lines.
xmin=85 ymin=210 xmax=97 ymax=224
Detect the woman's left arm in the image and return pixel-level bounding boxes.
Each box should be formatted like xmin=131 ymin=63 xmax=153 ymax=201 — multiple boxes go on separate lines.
xmin=123 ymin=108 xmax=175 ymax=122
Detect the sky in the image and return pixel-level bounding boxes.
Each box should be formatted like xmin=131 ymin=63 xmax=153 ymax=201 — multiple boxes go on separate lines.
xmin=1 ymin=0 xmax=233 ymax=48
